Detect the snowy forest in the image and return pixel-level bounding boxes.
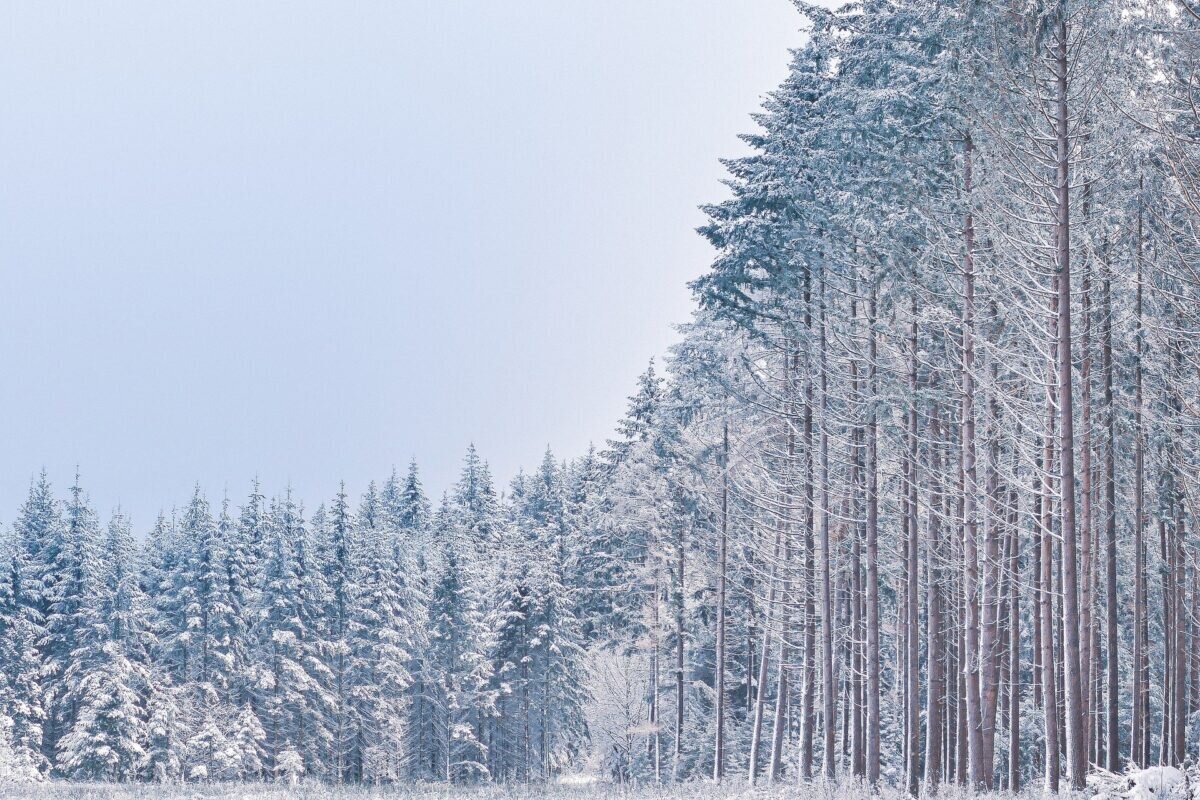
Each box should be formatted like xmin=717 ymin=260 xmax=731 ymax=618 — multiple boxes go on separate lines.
xmin=9 ymin=0 xmax=1200 ymax=796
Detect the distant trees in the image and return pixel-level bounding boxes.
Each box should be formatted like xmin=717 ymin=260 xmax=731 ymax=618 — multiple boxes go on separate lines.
xmin=0 ymin=449 xmax=597 ymax=785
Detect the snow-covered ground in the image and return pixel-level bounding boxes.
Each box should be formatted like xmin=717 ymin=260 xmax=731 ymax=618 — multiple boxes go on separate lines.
xmin=0 ymin=780 xmax=1000 ymax=800
xmin=0 ymin=782 xmax=748 ymax=800
xmin=0 ymin=779 xmax=832 ymax=800
xmin=3 ymin=767 xmax=1195 ymax=800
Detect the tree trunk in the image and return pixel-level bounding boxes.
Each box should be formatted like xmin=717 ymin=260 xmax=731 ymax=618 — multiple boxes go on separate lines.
xmin=713 ymin=420 xmax=729 ymax=782
xmin=1053 ymin=11 xmax=1086 ymax=789
xmin=1170 ymin=335 xmax=1187 ymax=765
xmin=770 ymin=347 xmax=799 ymax=784
xmin=1102 ymin=249 xmax=1120 ymax=772
xmin=1131 ymin=183 xmax=1149 ymax=769
xmin=960 ymin=131 xmax=986 ymax=791
xmin=1041 ymin=434 xmax=1061 ymax=792
xmin=748 ymin=525 xmax=781 ymax=785
xmin=801 ymin=280 xmax=818 ymax=780
xmin=1079 ymin=230 xmax=1095 ymax=775
xmin=924 ymin=406 xmax=945 ymax=796
xmin=980 ymin=345 xmax=1002 ymax=790
xmin=819 ymin=273 xmax=837 ymax=781
xmin=865 ymin=281 xmax=881 ymax=787
xmin=905 ymin=309 xmax=921 ymax=796
xmin=673 ymin=520 xmax=685 ymax=779
xmin=1008 ymin=493 xmax=1021 ymax=792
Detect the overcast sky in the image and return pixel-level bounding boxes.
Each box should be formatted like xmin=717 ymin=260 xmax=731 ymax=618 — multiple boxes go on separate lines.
xmin=0 ymin=1 xmax=808 ymax=528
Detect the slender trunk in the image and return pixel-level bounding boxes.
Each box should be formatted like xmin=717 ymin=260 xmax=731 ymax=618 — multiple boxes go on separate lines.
xmin=674 ymin=522 xmax=685 ymax=778
xmin=961 ymin=132 xmax=986 ymax=790
xmin=848 ymin=290 xmax=866 ymax=781
xmin=979 ymin=349 xmax=1002 ymax=789
xmin=1192 ymin=572 xmax=1200 ymax=719
xmin=1041 ymin=296 xmax=1062 ymax=793
xmin=801 ymin=282 xmax=818 ymax=779
xmin=1170 ymin=337 xmax=1187 ymax=765
xmin=865 ymin=281 xmax=881 ymax=786
xmin=1041 ymin=433 xmax=1061 ymax=792
xmin=770 ymin=348 xmax=799 ymax=783
xmin=650 ymin=576 xmax=661 ymax=783
xmin=1008 ymin=494 xmax=1021 ymax=792
xmin=714 ymin=421 xmax=729 ymax=782
xmin=905 ymin=309 xmax=921 ymax=796
xmin=749 ymin=526 xmax=782 ymax=784
xmin=1052 ymin=11 xmax=1086 ymax=789
xmin=1160 ymin=518 xmax=1173 ymax=766
xmin=1102 ymin=249 xmax=1120 ymax=772
xmin=852 ymin=531 xmax=865 ymax=777
xmin=819 ymin=275 xmax=837 ymax=780
xmin=924 ymin=407 xmax=945 ymax=796
xmin=955 ymin=415 xmax=969 ymax=786
xmin=1131 ymin=185 xmax=1149 ymax=768
xmin=1079 ymin=235 xmax=1094 ymax=773
xmin=769 ymin=639 xmax=790 ymax=784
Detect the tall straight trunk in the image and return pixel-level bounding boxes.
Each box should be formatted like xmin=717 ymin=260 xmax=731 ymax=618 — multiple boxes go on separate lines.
xmin=1079 ymin=242 xmax=1094 ymax=771
xmin=980 ymin=347 xmax=1002 ymax=789
xmin=1041 ymin=437 xmax=1061 ymax=792
xmin=847 ymin=276 xmax=866 ymax=780
xmin=748 ymin=525 xmax=781 ymax=785
xmin=1102 ymin=252 xmax=1120 ymax=772
xmin=1056 ymin=535 xmax=1068 ymax=766
xmin=1008 ymin=492 xmax=1021 ymax=792
xmin=905 ymin=309 xmax=921 ymax=796
xmin=955 ymin=413 xmax=969 ymax=786
xmin=1041 ymin=295 xmax=1062 ymax=793
xmin=1131 ymin=186 xmax=1149 ymax=768
xmin=1051 ymin=11 xmax=1086 ymax=789
xmin=924 ymin=406 xmax=945 ymax=796
xmin=770 ymin=348 xmax=799 ymax=783
xmin=852 ymin=526 xmax=865 ymax=777
xmin=819 ymin=274 xmax=837 ymax=780
xmin=801 ymin=288 xmax=818 ymax=780
xmin=713 ymin=420 xmax=729 ymax=782
xmin=748 ymin=549 xmax=757 ymax=719
xmin=841 ymin=574 xmax=853 ymax=761
xmin=1192 ymin=573 xmax=1200 ymax=718
xmin=960 ymin=131 xmax=986 ymax=790
xmin=1033 ymin=459 xmax=1045 ymax=713
xmin=673 ymin=521 xmax=685 ymax=778
xmin=650 ymin=575 xmax=661 ymax=783
xmin=1170 ymin=336 xmax=1187 ymax=765
xmin=1160 ymin=518 xmax=1173 ymax=766
xmin=769 ymin=599 xmax=790 ymax=784
xmin=865 ymin=281 xmax=881 ymax=786
xmin=945 ymin=585 xmax=957 ymax=785
xmin=1175 ymin=513 xmax=1187 ymax=765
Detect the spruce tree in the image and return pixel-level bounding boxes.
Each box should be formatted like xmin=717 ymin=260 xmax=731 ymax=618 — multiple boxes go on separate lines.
xmin=57 ymin=511 xmax=150 ymax=781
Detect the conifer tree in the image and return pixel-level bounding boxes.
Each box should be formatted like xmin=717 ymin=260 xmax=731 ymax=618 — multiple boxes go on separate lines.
xmin=57 ymin=511 xmax=150 ymax=781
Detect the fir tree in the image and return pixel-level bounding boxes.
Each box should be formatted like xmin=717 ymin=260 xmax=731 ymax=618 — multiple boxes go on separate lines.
xmin=57 ymin=511 xmax=150 ymax=781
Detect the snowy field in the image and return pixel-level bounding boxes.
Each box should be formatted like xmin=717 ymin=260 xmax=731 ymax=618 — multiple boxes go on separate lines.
xmin=0 ymin=782 xmax=769 ymax=800
xmin=0 ymin=779 xmax=1168 ymax=800
xmin=0 ymin=781 xmax=1030 ymax=800
xmin=0 ymin=769 xmax=1181 ymax=800
xmin=0 ymin=780 xmax=862 ymax=800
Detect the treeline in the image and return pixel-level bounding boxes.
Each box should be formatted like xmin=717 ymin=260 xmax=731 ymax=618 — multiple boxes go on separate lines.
xmin=0 ymin=450 xmax=595 ymax=783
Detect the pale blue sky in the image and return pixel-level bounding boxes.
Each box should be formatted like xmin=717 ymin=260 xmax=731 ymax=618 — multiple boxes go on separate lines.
xmin=0 ymin=2 xmax=807 ymax=527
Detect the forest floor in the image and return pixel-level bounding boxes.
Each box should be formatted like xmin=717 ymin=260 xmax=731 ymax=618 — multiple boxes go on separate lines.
xmin=0 ymin=779 xmax=888 ymax=800
xmin=0 ymin=779 xmax=1112 ymax=800
xmin=0 ymin=781 xmax=757 ymax=800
